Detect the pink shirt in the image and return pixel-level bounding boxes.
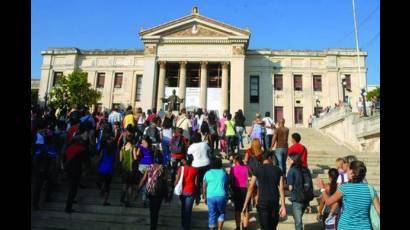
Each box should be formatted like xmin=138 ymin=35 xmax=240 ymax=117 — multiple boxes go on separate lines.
xmin=231 ymin=164 xmax=249 ymax=188
xmin=219 ymin=117 xmax=226 ymax=132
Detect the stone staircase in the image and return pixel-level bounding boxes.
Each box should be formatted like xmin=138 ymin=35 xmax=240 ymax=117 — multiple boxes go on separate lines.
xmin=31 ymin=128 xmax=380 ymax=230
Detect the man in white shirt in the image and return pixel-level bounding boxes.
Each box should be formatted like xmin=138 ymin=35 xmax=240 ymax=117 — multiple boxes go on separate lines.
xmin=176 ymin=108 xmax=192 ymax=141
xmin=262 ymin=112 xmax=275 ymax=151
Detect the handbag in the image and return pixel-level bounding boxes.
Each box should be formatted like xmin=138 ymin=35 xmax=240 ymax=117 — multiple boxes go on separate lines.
xmin=174 ymin=166 xmax=184 ymax=196
xmin=368 ymin=184 xmax=380 ymax=230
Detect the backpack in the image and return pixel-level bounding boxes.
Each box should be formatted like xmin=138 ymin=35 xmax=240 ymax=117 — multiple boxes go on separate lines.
xmin=169 ymin=136 xmax=184 ymax=153
xmin=146 ymin=127 xmax=160 ymax=143
xmin=294 ymin=167 xmax=314 ymax=203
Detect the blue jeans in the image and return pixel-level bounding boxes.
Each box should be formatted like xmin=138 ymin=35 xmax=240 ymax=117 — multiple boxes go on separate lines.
xmin=275 ymin=148 xmax=288 ymax=176
xmin=207 ymin=196 xmax=227 ymax=228
xmin=292 ymin=202 xmax=308 ymax=230
xmin=161 ymin=138 xmax=171 ymax=166
xmin=235 ymin=127 xmax=245 ymax=153
xmin=264 ymin=134 xmax=273 ymax=151
xmin=180 ymin=194 xmax=194 ymax=230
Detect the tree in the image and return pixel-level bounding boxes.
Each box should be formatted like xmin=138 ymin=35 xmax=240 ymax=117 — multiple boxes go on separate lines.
xmin=366 ymin=87 xmax=380 ymax=100
xmin=49 ymin=70 xmax=102 ymax=109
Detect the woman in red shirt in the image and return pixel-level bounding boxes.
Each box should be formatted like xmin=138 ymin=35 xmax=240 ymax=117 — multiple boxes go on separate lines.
xmin=174 ymin=155 xmax=198 ymax=230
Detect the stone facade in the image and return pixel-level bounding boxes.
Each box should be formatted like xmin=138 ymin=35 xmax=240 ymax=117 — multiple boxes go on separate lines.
xmin=38 ymin=7 xmax=367 ymax=127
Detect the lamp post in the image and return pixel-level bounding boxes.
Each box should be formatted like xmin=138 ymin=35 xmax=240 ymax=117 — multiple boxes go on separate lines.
xmin=315 ymin=96 xmax=320 ymax=118
xmin=44 ymin=94 xmax=48 ymax=109
xmin=361 ymin=87 xmax=368 ymax=117
xmin=341 ymin=75 xmax=347 ymax=103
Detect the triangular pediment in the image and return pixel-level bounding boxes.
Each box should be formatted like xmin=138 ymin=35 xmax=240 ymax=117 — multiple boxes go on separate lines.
xmin=157 ymin=23 xmax=235 ymax=38
xmin=139 ymin=12 xmax=250 ymax=42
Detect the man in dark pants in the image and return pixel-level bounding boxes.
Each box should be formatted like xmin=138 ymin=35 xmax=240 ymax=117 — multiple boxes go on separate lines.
xmin=242 ymin=151 xmax=286 ymax=230
xmin=64 ymin=122 xmax=90 ymax=213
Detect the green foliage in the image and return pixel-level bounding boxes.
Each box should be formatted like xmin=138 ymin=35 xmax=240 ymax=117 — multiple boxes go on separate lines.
xmin=49 ymin=71 xmax=101 ymax=109
xmin=366 ymin=87 xmax=380 ymax=100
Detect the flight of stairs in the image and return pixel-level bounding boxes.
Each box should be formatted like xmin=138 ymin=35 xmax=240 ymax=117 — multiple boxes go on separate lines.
xmin=31 ymin=128 xmax=380 ymax=230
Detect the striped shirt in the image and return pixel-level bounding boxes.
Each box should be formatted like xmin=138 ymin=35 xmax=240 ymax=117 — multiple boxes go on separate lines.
xmin=337 ymin=183 xmax=373 ymax=230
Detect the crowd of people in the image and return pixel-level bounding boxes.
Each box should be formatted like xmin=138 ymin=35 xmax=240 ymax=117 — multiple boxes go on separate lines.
xmin=31 ymin=104 xmax=380 ymax=230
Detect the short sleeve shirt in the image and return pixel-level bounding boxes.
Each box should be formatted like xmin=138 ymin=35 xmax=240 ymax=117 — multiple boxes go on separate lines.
xmin=253 ymin=164 xmax=282 ymax=205
xmin=204 ymin=169 xmax=228 ymax=198
xmin=178 ymin=166 xmax=198 ymax=195
xmin=337 ymin=183 xmax=373 ymax=230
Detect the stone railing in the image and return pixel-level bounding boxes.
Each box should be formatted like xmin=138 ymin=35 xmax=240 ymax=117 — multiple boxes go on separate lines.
xmin=313 ymin=107 xmax=380 ymax=153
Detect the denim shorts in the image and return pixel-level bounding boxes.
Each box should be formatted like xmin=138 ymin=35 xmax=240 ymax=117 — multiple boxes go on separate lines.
xmin=207 ymin=196 xmax=227 ymax=228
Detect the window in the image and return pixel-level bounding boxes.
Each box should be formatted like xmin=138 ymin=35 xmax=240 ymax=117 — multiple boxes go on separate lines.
xmin=208 ymin=63 xmax=222 ymax=88
xmin=114 ymin=73 xmax=123 ymax=88
xmin=250 ymin=75 xmax=259 ymax=103
xmin=165 ymin=63 xmax=179 ymax=87
xmin=313 ymin=75 xmax=322 ymax=91
xmin=274 ymin=106 xmax=283 ymax=123
xmin=186 ymin=63 xmax=200 ymax=87
xmin=52 ymin=72 xmax=63 ymax=86
xmin=274 ymin=74 xmax=283 ymax=90
xmin=136 ymin=75 xmax=142 ymax=101
xmin=295 ymin=107 xmax=303 ymax=124
xmin=96 ymin=73 xmax=105 ymax=88
xmin=294 ymin=75 xmax=302 ymax=91
xmin=345 ymin=74 xmax=351 ymax=91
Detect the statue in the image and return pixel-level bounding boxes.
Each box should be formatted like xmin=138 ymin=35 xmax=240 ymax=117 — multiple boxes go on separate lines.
xmin=161 ymin=89 xmax=184 ymax=111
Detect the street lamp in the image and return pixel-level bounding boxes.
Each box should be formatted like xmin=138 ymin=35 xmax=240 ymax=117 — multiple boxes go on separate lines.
xmin=361 ymin=87 xmax=368 ymax=117
xmin=315 ymin=96 xmax=320 ymax=118
xmin=44 ymin=94 xmax=48 ymax=109
xmin=341 ymin=75 xmax=347 ymax=103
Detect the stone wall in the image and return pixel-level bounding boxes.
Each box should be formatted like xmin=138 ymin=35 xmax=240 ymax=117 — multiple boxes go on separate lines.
xmin=314 ymin=107 xmax=380 ymax=153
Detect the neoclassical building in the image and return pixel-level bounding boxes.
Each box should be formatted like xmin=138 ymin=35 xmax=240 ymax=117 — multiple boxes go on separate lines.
xmin=38 ymin=7 xmax=367 ymax=127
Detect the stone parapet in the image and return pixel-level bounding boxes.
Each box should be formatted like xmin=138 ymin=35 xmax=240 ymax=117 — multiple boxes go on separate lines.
xmin=314 ymin=108 xmax=380 ymax=153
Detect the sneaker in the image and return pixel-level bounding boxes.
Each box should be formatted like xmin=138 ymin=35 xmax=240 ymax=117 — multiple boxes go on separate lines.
xmin=102 ymin=202 xmax=111 ymax=206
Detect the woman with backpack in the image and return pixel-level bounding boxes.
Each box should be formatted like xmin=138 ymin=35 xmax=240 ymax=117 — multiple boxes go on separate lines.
xmin=138 ymin=154 xmax=169 ymax=230
xmin=317 ymin=168 xmax=339 ymax=230
xmin=317 ymin=160 xmax=380 ymax=230
xmin=96 ymin=131 xmax=118 ymax=206
xmin=136 ymin=136 xmax=156 ymax=208
xmin=119 ymin=131 xmax=138 ymax=207
xmin=187 ymin=132 xmax=211 ymax=204
xmin=249 ymin=113 xmax=264 ymax=148
xmin=169 ymin=128 xmax=189 ymax=186
xmin=243 ymin=138 xmax=263 ymax=209
xmin=229 ymin=155 xmax=250 ymax=230
xmin=200 ymin=121 xmax=212 ymax=148
xmin=174 ymin=155 xmax=198 ymax=230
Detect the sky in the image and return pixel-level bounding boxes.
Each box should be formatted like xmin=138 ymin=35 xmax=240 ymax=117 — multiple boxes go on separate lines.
xmin=31 ymin=0 xmax=380 ymax=85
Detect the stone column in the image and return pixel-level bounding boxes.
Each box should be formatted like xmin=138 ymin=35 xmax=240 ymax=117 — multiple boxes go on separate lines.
xmin=179 ymin=61 xmax=187 ymax=109
xmin=156 ymin=61 xmax=166 ymax=110
xmin=199 ymin=61 xmax=208 ymax=110
xmin=221 ymin=62 xmax=229 ymax=113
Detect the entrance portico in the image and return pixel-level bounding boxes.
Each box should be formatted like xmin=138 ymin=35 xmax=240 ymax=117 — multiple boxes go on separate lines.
xmin=139 ymin=7 xmax=249 ymax=116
